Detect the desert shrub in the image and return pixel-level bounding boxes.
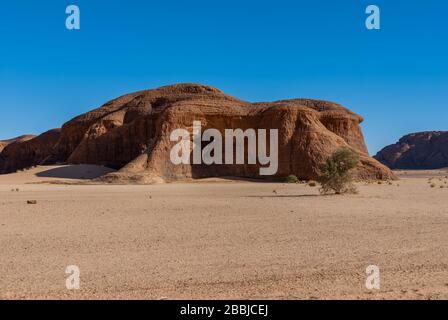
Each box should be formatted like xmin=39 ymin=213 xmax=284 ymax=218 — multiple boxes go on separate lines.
xmin=317 ymin=147 xmax=360 ymax=195
xmin=308 ymin=181 xmax=317 ymax=187
xmin=285 ymin=175 xmax=299 ymax=183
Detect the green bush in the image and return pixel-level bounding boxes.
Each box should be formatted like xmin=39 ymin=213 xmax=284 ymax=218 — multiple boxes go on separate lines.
xmin=285 ymin=175 xmax=299 ymax=183
xmin=317 ymin=147 xmax=360 ymax=195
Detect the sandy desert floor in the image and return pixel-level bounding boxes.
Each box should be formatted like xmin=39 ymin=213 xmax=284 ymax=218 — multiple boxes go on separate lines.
xmin=1 ymin=165 xmax=448 ymax=300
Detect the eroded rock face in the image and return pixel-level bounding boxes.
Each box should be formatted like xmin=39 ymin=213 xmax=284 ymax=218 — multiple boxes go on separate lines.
xmin=0 ymin=135 xmax=36 ymax=153
xmin=0 ymin=130 xmax=60 ymax=174
xmin=0 ymin=83 xmax=395 ymax=181
xmin=375 ymin=131 xmax=448 ymax=169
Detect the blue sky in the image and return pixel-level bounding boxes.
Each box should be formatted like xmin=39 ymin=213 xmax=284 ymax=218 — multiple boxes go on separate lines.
xmin=1 ymin=0 xmax=447 ymax=154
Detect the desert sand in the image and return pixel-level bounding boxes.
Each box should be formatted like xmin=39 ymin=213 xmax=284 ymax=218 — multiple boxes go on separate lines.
xmin=1 ymin=165 xmax=448 ymax=300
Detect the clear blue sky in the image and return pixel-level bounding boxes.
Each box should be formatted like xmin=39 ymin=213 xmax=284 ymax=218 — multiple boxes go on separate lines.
xmin=1 ymin=0 xmax=447 ymax=154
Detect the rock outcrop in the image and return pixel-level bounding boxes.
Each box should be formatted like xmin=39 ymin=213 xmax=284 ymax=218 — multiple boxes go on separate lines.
xmin=0 ymin=135 xmax=36 ymax=153
xmin=375 ymin=131 xmax=448 ymax=169
xmin=0 ymin=83 xmax=395 ymax=181
xmin=0 ymin=130 xmax=60 ymax=173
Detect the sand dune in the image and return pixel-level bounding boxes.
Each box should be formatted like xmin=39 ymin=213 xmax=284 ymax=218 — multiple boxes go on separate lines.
xmin=1 ymin=168 xmax=448 ymax=299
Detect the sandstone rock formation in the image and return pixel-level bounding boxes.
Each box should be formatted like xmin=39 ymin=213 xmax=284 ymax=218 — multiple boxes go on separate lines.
xmin=375 ymin=131 xmax=448 ymax=169
xmin=0 ymin=135 xmax=35 ymax=153
xmin=0 ymin=83 xmax=395 ymax=181
xmin=0 ymin=130 xmax=60 ymax=173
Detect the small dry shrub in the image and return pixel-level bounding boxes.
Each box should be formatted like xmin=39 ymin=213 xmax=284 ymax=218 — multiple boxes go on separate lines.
xmin=317 ymin=147 xmax=360 ymax=195
xmin=285 ymin=175 xmax=299 ymax=183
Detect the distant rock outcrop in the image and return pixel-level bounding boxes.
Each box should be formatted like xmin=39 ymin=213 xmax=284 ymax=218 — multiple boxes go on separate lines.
xmin=375 ymin=131 xmax=448 ymax=169
xmin=0 ymin=83 xmax=394 ymax=181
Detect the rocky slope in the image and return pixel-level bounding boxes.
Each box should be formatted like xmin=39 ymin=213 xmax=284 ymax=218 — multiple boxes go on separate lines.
xmin=0 ymin=135 xmax=36 ymax=153
xmin=0 ymin=83 xmax=394 ymax=181
xmin=375 ymin=131 xmax=448 ymax=169
xmin=0 ymin=130 xmax=60 ymax=173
